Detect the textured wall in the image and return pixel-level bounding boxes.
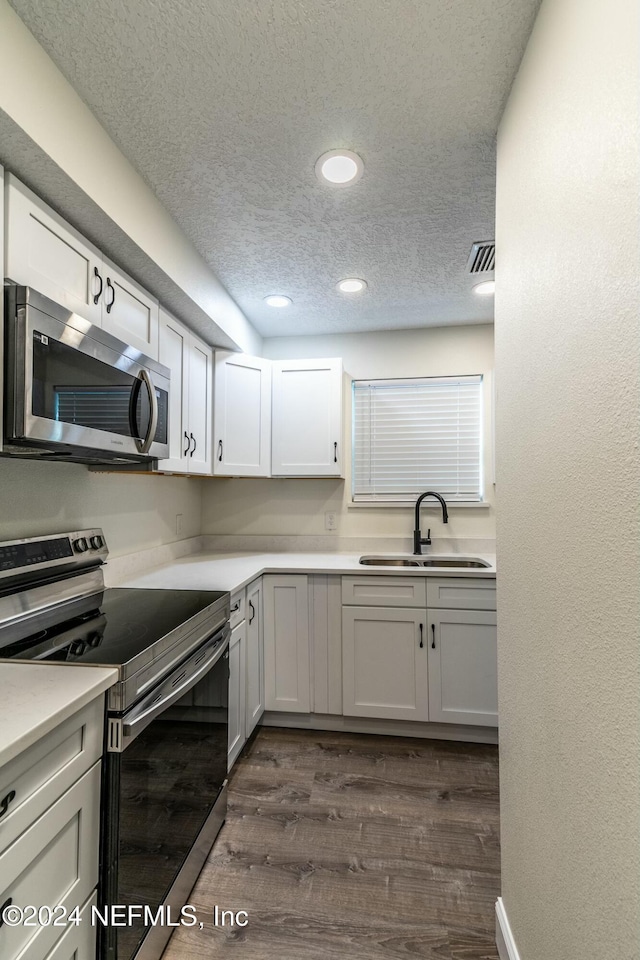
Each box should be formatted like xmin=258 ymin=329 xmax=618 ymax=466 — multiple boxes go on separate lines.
xmin=202 ymin=325 xmax=495 ymax=541
xmin=495 ymin=0 xmax=640 ymax=958
xmin=0 ymin=459 xmax=202 ymax=558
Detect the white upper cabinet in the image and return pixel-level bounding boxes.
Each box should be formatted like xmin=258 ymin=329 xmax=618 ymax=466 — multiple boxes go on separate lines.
xmin=187 ymin=337 xmax=213 ymax=474
xmin=157 ymin=309 xmax=212 ymax=475
xmin=213 ymin=352 xmax=271 ymax=476
xmin=271 ymin=358 xmax=343 ymax=476
xmin=4 ymin=174 xmax=103 ymax=326
xmin=100 ymin=256 xmax=159 ymax=359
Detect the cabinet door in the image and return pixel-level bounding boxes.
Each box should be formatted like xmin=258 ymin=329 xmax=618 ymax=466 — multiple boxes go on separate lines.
xmin=186 ymin=337 xmax=213 ymax=474
xmin=245 ymin=579 xmax=265 ymax=737
xmin=213 ymin=353 xmax=271 ymax=476
xmin=271 ymin=358 xmax=343 ymax=476
xmin=44 ymin=893 xmax=96 ymax=960
xmin=228 ymin=621 xmax=246 ymax=770
xmin=342 ymin=606 xmax=429 ymax=721
xmin=101 ymin=256 xmax=159 ymax=358
xmin=263 ymin=575 xmax=310 ymax=713
xmin=157 ymin=309 xmax=190 ymax=473
xmin=428 ymin=609 xmax=498 ymax=726
xmin=4 ymin=174 xmax=103 ymax=325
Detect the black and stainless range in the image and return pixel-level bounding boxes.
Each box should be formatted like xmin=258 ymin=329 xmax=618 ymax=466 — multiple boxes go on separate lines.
xmin=0 ymin=529 xmax=230 ymax=960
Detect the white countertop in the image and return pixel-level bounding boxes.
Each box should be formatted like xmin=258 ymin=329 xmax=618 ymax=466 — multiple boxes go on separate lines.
xmin=0 ymin=663 xmax=118 ymax=768
xmin=116 ymin=550 xmax=496 ymax=593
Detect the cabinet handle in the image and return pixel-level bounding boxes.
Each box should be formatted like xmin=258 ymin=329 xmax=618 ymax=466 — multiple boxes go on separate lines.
xmin=249 ymin=600 xmax=255 ymax=623
xmin=419 ymin=623 xmax=424 ymax=648
xmin=231 ymin=601 xmax=240 ymax=613
xmin=218 ymin=439 xmax=223 ymax=462
xmin=431 ymin=624 xmax=436 ymax=649
xmin=0 ymin=897 xmax=12 ymax=927
xmin=334 ymin=441 xmax=338 ymax=463
xmin=190 ymin=433 xmax=196 ymax=457
xmin=184 ymin=431 xmax=191 ymax=456
xmin=0 ymin=790 xmax=16 ymax=819
xmin=93 ymin=266 xmax=103 ymax=305
xmin=105 ymin=277 xmax=116 ymax=313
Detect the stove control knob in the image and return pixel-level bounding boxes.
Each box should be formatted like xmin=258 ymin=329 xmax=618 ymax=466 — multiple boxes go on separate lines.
xmin=73 ymin=538 xmax=88 ymax=553
xmin=90 ymin=535 xmax=104 ymax=550
xmin=87 ymin=632 xmax=102 ymax=648
xmin=70 ymin=641 xmax=86 ymax=656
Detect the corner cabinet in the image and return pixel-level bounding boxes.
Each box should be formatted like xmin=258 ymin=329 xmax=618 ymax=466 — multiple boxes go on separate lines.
xmin=263 ymin=575 xmax=310 ymax=712
xmin=213 ymin=353 xmax=271 ymax=476
xmin=157 ymin=309 xmax=212 ymax=475
xmin=271 ymin=358 xmax=343 ymax=476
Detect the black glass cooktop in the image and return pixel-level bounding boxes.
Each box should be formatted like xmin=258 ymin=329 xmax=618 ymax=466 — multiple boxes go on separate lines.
xmin=0 ymin=587 xmax=228 ymax=666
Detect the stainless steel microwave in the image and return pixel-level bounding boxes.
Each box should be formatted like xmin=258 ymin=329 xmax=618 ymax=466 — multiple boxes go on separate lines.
xmin=3 ymin=285 xmax=170 ymax=464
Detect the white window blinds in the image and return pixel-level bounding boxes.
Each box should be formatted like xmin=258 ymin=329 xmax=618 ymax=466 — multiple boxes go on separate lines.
xmin=352 ymin=376 xmax=483 ymax=502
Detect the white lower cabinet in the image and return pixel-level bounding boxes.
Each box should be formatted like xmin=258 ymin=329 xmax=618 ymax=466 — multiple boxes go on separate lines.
xmin=427 ymin=609 xmax=498 ymax=726
xmin=263 ymin=575 xmax=310 ymax=713
xmin=0 ymin=762 xmax=101 ymax=960
xmin=227 ymin=620 xmax=247 ymax=770
xmin=43 ymin=893 xmax=96 ymax=960
xmin=245 ymin=579 xmax=264 ymax=738
xmin=342 ymin=606 xmax=429 ymax=721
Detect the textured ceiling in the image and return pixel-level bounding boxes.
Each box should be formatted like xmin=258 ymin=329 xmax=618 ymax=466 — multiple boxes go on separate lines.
xmin=9 ymin=0 xmax=541 ymax=338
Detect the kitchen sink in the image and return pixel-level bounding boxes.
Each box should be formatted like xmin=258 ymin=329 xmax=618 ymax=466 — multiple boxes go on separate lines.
xmin=359 ymin=556 xmax=492 ymax=569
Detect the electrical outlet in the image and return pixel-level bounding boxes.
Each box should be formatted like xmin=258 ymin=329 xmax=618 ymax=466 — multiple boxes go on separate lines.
xmin=325 ymin=512 xmax=337 ymax=531
xmin=176 ymin=514 xmax=184 ymax=537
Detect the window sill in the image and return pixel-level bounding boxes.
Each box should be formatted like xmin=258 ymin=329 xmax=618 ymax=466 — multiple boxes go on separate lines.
xmin=348 ymin=501 xmax=491 ymax=510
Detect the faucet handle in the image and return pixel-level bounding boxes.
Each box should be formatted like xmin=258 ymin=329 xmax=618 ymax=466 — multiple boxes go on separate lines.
xmin=425 ymin=528 xmax=431 ymax=545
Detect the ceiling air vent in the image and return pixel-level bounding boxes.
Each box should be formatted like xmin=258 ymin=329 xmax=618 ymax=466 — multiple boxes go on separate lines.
xmin=466 ymin=241 xmax=495 ymax=274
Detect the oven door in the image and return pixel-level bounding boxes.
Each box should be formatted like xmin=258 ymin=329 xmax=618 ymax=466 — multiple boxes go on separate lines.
xmin=101 ymin=624 xmax=230 ymax=960
xmin=5 ymin=286 xmax=170 ymax=461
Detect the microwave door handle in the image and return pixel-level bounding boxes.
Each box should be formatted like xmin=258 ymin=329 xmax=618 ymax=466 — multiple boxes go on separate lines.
xmin=121 ymin=627 xmax=230 ymax=743
xmin=138 ymin=369 xmax=158 ymax=454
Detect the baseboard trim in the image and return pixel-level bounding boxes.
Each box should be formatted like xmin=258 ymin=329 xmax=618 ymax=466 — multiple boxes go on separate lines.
xmin=496 ymin=898 xmax=521 ymax=960
xmin=261 ymin=711 xmax=498 ymax=744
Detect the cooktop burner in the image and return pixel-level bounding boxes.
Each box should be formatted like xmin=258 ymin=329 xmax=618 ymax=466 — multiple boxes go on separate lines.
xmin=0 ymin=587 xmax=228 ymax=666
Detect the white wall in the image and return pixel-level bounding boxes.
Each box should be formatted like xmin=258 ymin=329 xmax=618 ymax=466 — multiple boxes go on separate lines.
xmin=0 ymin=0 xmax=261 ymax=355
xmin=202 ymin=325 xmax=495 ymax=542
xmin=0 ymin=459 xmax=202 ymax=558
xmin=495 ymin=1 xmax=640 ymax=958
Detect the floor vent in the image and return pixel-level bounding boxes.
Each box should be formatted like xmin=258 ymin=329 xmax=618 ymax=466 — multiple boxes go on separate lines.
xmin=466 ymin=241 xmax=495 ymax=274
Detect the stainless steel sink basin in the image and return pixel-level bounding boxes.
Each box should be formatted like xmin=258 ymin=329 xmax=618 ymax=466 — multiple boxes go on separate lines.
xmin=359 ymin=555 xmax=492 ymax=569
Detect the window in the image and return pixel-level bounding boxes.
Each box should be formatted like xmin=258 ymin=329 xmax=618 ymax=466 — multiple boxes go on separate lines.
xmin=352 ymin=375 xmax=483 ymax=502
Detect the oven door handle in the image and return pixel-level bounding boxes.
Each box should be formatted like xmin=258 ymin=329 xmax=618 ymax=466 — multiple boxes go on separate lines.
xmin=121 ymin=625 xmax=230 ymax=743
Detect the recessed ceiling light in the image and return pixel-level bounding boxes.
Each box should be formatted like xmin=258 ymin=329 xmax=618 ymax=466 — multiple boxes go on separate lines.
xmin=264 ymin=295 xmax=292 ymax=308
xmin=337 ymin=278 xmax=367 ymax=294
xmin=315 ymin=150 xmax=364 ymax=186
xmin=473 ymin=280 xmax=495 ymax=296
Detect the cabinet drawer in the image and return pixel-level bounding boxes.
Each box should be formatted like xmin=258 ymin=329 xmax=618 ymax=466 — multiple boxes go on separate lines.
xmin=342 ymin=576 xmax=427 ymax=608
xmin=0 ymin=762 xmax=101 ymax=960
xmin=43 ymin=893 xmax=96 ymax=960
xmin=0 ymin=698 xmax=103 ymax=856
xmin=426 ymin=578 xmax=496 ymax=611
xmin=230 ymin=591 xmax=245 ymax=628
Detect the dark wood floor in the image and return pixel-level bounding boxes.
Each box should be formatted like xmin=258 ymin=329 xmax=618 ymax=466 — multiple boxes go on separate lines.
xmin=162 ymin=727 xmax=500 ymax=960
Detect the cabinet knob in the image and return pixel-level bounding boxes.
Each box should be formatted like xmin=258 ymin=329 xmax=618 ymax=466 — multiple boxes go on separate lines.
xmin=93 ymin=266 xmax=103 ymax=305
xmin=431 ymin=624 xmax=436 ymax=649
